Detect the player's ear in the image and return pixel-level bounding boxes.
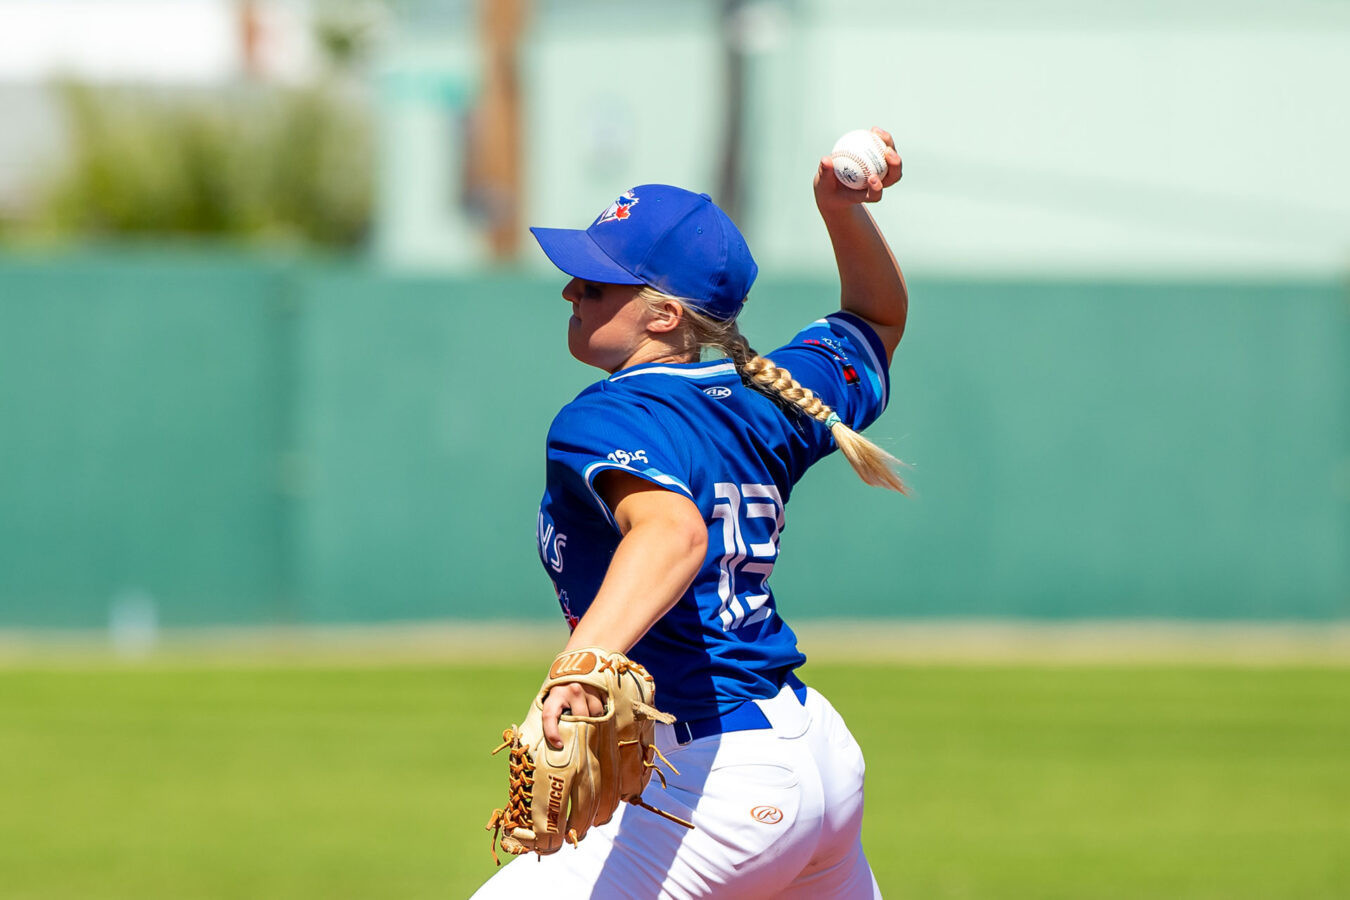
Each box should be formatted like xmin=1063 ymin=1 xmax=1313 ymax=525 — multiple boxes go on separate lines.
xmin=645 ymin=298 xmax=684 ymax=335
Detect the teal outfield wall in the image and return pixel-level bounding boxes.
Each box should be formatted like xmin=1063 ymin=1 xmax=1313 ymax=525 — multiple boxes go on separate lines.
xmin=1 ymin=252 xmax=1346 ymax=627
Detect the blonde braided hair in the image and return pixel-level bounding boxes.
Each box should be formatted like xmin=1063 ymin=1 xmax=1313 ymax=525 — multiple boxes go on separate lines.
xmin=638 ymin=287 xmax=907 ymax=494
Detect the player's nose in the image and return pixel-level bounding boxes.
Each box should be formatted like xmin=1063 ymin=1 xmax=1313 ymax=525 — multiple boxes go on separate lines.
xmin=561 ymin=278 xmax=582 ymax=303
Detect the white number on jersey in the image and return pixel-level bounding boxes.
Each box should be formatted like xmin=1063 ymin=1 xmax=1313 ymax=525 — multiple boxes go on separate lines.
xmin=710 ymin=482 xmax=784 ymax=631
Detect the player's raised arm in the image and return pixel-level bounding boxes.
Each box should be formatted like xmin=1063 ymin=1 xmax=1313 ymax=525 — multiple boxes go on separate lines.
xmin=813 ymin=126 xmax=907 ymax=362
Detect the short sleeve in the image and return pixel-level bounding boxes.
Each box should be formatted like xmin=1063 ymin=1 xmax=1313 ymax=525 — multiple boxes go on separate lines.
xmin=766 ymin=311 xmax=891 ymax=432
xmin=545 ymin=392 xmax=692 ymax=529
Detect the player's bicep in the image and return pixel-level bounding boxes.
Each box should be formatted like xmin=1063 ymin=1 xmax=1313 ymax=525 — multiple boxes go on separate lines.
xmin=594 ymin=470 xmax=704 ymax=541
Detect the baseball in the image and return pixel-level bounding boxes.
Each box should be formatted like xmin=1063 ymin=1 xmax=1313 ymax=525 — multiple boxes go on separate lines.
xmin=830 ymin=129 xmax=889 ymax=190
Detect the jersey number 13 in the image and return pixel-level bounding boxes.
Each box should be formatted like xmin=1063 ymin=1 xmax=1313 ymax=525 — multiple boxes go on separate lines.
xmin=711 ymin=482 xmax=783 ymax=632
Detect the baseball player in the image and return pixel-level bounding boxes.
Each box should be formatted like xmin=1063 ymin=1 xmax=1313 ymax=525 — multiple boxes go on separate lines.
xmin=473 ymin=127 xmax=906 ymax=899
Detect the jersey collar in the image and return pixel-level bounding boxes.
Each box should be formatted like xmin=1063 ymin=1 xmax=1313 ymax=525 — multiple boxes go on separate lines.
xmin=607 ymin=360 xmax=737 ymax=382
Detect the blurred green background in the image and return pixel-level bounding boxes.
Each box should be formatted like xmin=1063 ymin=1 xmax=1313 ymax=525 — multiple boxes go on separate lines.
xmin=0 ymin=259 xmax=1345 ymax=626
xmin=1 ymin=1 xmax=1345 ymax=629
xmin=0 ymin=2 xmax=1347 ymax=899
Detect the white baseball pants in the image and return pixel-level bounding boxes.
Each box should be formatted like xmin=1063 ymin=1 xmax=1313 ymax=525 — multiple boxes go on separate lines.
xmin=469 ymin=683 xmax=882 ymax=899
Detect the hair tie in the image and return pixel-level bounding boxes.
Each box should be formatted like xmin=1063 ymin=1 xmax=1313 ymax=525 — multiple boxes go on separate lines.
xmin=824 ymin=412 xmax=842 ymax=430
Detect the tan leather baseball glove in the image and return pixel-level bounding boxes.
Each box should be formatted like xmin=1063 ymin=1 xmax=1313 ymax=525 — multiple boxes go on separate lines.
xmin=485 ymin=647 xmax=691 ymax=863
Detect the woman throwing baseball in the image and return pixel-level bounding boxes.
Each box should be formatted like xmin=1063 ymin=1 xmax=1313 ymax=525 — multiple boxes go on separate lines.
xmin=473 ymin=127 xmax=906 ymax=899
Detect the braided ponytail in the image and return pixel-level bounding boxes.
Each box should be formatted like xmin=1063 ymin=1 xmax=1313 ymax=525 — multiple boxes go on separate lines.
xmin=638 ymin=288 xmax=907 ymax=494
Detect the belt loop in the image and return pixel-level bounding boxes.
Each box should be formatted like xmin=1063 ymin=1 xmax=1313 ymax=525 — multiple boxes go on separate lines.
xmin=675 ymin=721 xmax=693 ymax=746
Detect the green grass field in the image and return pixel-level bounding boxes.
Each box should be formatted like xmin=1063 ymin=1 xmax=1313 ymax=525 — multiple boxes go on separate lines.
xmin=1 ymin=662 xmax=1346 ymax=899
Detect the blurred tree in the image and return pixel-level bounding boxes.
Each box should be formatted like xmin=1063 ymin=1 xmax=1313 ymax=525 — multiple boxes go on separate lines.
xmin=17 ymin=3 xmax=388 ymax=250
xmin=30 ymin=80 xmax=373 ymax=249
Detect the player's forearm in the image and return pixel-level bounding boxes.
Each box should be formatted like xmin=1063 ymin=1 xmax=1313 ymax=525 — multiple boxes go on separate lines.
xmin=564 ymin=517 xmax=707 ymax=654
xmin=821 ymin=204 xmax=908 ymax=343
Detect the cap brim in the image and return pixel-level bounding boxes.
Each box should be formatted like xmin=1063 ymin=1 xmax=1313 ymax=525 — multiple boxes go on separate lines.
xmin=529 ymin=227 xmax=644 ymax=286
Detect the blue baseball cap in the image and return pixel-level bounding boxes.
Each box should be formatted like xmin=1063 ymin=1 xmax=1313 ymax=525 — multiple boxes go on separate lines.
xmin=529 ymin=184 xmax=757 ymax=321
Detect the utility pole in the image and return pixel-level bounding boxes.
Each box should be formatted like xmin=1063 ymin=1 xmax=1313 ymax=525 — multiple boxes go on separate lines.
xmin=472 ymin=0 xmax=529 ymax=259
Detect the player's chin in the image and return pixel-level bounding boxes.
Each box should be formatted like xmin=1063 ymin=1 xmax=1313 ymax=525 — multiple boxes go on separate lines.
xmin=569 ymin=344 xmax=621 ymax=373
xmin=566 ymin=330 xmax=597 ymax=368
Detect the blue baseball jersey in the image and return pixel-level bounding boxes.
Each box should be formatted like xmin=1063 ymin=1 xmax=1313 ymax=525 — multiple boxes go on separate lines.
xmin=536 ymin=311 xmax=891 ymax=721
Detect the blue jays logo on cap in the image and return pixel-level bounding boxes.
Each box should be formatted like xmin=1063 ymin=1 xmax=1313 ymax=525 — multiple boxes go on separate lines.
xmin=529 ymin=184 xmax=758 ymax=321
xmin=595 ymin=190 xmax=639 ymax=225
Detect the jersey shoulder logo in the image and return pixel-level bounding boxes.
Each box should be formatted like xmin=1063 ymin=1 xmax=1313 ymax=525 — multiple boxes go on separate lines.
xmin=805 ymin=335 xmax=847 ymax=357
xmin=595 ymin=190 xmax=639 ymax=225
xmin=805 ymin=337 xmax=862 ymax=387
xmin=703 ymin=385 xmax=732 ymax=399
xmin=606 ymin=448 xmax=649 ymax=467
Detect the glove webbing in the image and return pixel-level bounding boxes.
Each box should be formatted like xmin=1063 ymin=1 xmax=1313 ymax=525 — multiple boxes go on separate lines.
xmin=483 ymin=726 xmax=691 ymax=865
xmin=485 ymin=726 xmax=581 ymax=866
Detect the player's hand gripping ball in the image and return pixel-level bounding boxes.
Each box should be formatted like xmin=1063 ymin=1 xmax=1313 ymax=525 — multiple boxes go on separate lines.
xmin=831 ymin=129 xmax=890 ymax=190
xmin=485 ymin=648 xmax=691 ymax=864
